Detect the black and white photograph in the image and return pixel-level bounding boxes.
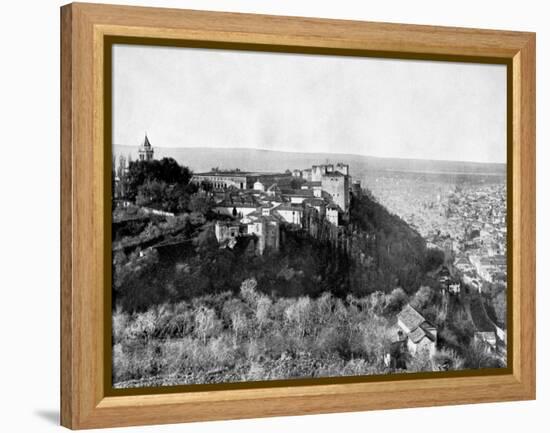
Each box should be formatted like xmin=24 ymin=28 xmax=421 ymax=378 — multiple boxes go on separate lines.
xmin=110 ymin=44 xmax=508 ymax=389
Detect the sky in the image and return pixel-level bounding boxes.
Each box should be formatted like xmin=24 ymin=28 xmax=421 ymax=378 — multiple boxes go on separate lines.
xmin=112 ymin=44 xmax=507 ymax=164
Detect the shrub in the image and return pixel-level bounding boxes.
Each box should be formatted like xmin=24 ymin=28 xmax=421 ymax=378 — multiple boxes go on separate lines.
xmin=407 ymin=347 xmax=433 ymax=372
xmin=410 ymin=286 xmax=436 ymax=311
xmin=112 ymin=307 xmax=129 ymax=343
xmin=193 ymin=306 xmax=221 ymax=344
xmin=208 ymin=334 xmax=237 ymax=366
xmin=255 ymin=295 xmax=272 ymax=330
xmin=165 ymin=310 xmax=194 ymax=338
xmin=240 ymin=278 xmax=259 ymax=305
xmin=433 ymin=348 xmax=464 ymax=371
xmin=463 ymin=340 xmax=503 ymax=369
xmin=284 ymin=297 xmax=312 ymax=338
xmin=244 ymin=361 xmax=266 ymax=382
xmin=315 ymin=326 xmax=351 ymax=360
xmin=360 ymin=315 xmax=392 ymax=366
xmin=126 ymin=310 xmax=157 ymax=341
xmin=384 ymin=287 xmax=408 ymax=316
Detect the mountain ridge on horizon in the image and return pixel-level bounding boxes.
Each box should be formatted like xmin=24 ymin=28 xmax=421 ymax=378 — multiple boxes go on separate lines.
xmin=113 ymin=144 xmax=506 ymax=176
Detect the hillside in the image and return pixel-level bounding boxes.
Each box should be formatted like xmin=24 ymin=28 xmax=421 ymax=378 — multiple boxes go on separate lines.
xmin=113 ymin=191 xmax=430 ymax=312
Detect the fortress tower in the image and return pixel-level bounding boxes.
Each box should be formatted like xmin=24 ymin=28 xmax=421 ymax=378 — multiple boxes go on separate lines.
xmin=321 ymin=172 xmax=350 ymax=212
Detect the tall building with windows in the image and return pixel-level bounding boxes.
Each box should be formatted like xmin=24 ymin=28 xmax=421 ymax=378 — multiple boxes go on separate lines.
xmin=138 ymin=134 xmax=154 ymax=161
xmin=321 ymin=171 xmax=350 ymax=212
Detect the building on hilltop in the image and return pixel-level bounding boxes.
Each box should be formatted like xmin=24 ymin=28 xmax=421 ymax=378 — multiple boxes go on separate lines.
xmin=191 ymin=171 xmax=291 ymax=191
xmin=192 ymin=171 xmax=250 ymax=190
xmin=335 ymin=162 xmax=349 ymax=176
xmin=253 ymin=180 xmax=265 ymax=191
xmin=273 ymin=203 xmax=303 ymax=227
xmin=214 ymin=221 xmax=242 ymax=249
xmin=293 ymin=162 xmax=351 ymax=213
xmin=244 ymin=210 xmax=281 ymax=255
xmin=302 ymin=197 xmax=326 ymax=218
xmin=321 ymin=171 xmax=350 ymax=212
xmin=138 ymin=134 xmax=154 ymax=161
xmin=311 ymin=164 xmax=333 ymax=182
xmin=214 ymin=205 xmax=283 ymax=256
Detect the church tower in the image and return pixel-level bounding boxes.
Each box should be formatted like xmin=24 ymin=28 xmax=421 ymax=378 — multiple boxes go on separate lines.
xmin=138 ymin=134 xmax=154 ymax=161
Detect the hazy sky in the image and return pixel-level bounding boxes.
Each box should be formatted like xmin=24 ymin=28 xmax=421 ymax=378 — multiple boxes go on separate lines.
xmin=113 ymin=44 xmax=506 ymax=163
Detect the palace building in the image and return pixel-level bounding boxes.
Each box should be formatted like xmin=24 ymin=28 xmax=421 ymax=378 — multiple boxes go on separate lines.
xmin=191 ymin=171 xmax=291 ymax=191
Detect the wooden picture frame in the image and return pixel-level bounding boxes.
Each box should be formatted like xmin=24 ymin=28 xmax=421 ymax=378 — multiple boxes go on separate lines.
xmin=60 ymin=2 xmax=535 ymax=429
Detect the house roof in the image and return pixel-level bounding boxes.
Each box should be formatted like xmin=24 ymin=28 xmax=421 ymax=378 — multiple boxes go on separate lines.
xmin=408 ymin=326 xmax=427 ymax=343
xmin=274 ymin=204 xmax=303 ymax=212
xmin=245 ymin=210 xmax=262 ymax=220
xmin=455 ymin=257 xmax=470 ymax=266
xmin=419 ymin=322 xmax=437 ymax=342
xmin=215 ymin=201 xmax=257 ymax=208
xmin=303 ymin=198 xmax=326 ymax=207
xmin=260 ymin=215 xmax=282 ymax=224
xmin=397 ymin=305 xmax=426 ymax=331
xmin=285 ymin=190 xmax=314 ymax=197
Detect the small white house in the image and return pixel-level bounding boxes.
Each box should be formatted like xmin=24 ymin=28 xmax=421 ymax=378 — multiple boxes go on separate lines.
xmin=397 ymin=304 xmax=437 ymax=357
xmin=253 ymin=180 xmax=265 ymax=192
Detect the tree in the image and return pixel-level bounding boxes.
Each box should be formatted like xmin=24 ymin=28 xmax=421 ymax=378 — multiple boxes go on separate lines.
xmin=194 ymin=306 xmax=220 ymax=344
xmin=126 ymin=157 xmax=193 ymax=200
xmin=284 ymin=297 xmax=312 ymax=338
xmin=409 ymin=286 xmax=436 ymax=311
xmin=200 ymin=180 xmax=213 ymax=192
xmin=115 ymin=155 xmax=127 ymax=198
xmin=189 ymin=193 xmax=214 ymax=215
xmin=290 ymin=177 xmax=305 ymax=190
xmin=425 ymin=248 xmax=445 ymax=271
xmin=384 ymin=287 xmax=408 ymax=316
xmin=113 ymin=248 xmax=165 ymax=312
xmin=463 ymin=340 xmax=503 ymax=369
xmin=136 ymin=180 xmax=168 ymax=208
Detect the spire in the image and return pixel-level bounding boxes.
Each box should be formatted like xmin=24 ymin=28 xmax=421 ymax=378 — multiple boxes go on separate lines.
xmin=143 ymin=133 xmax=151 ymax=148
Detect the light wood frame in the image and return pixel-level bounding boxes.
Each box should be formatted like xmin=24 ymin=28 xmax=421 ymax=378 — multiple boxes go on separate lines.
xmin=60 ymin=2 xmax=536 ymax=429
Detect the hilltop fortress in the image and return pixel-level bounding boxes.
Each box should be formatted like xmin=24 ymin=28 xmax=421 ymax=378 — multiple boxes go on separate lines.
xmin=191 ymin=162 xmax=362 ymax=255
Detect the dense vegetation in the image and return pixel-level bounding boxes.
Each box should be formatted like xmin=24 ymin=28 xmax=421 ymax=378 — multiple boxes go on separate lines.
xmin=113 ymin=279 xmax=503 ymax=388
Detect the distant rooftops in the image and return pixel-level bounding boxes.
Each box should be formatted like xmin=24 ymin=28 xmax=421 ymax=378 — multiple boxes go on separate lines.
xmin=285 ymin=190 xmax=314 ymax=197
